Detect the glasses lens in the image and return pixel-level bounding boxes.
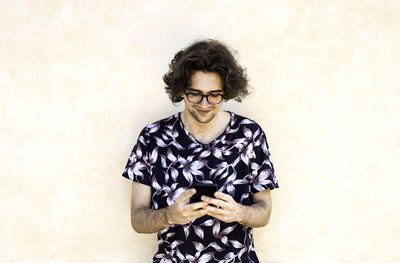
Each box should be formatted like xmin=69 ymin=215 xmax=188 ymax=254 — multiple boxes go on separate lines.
xmin=187 ymin=93 xmax=202 ymax=104
xmin=207 ymin=94 xmax=223 ymax=104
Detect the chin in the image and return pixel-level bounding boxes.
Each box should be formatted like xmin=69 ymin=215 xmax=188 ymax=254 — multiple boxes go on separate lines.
xmin=191 ymin=111 xmax=216 ymax=124
xmin=197 ymin=117 xmax=214 ymax=124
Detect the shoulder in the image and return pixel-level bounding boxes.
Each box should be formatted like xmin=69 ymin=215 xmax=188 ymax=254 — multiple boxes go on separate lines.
xmin=139 ymin=113 xmax=180 ymax=138
xmin=228 ymin=112 xmax=269 ymax=144
xmin=230 ymin=112 xmax=263 ymax=131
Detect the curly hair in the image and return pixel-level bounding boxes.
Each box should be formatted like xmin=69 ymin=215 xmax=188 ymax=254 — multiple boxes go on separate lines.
xmin=163 ymin=39 xmax=249 ymax=103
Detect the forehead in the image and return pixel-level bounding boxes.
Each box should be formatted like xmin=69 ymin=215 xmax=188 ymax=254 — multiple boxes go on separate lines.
xmin=189 ymin=71 xmax=223 ymax=93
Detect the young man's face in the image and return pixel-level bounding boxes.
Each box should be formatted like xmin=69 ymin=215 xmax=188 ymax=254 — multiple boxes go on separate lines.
xmin=183 ymin=71 xmax=224 ymax=124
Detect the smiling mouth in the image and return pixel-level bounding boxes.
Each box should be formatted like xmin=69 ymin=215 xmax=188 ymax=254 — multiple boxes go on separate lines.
xmin=196 ymin=108 xmax=211 ymax=115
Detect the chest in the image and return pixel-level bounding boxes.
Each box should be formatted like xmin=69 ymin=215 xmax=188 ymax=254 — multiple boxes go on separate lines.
xmin=148 ymin=138 xmax=255 ymax=208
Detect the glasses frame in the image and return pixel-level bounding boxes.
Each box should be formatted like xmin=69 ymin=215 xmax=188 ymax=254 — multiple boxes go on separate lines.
xmin=184 ymin=92 xmax=225 ymax=105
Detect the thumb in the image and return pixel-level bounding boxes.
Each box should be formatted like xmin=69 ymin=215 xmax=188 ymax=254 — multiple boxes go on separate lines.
xmin=176 ymin=189 xmax=196 ymax=204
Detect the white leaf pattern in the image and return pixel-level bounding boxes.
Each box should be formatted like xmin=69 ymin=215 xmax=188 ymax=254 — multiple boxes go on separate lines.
xmin=161 ymin=155 xmax=167 ymax=168
xmin=186 ymin=254 xmax=195 ymax=262
xmin=136 ymin=144 xmax=143 ymax=159
xmin=171 ymin=240 xmax=184 ymax=249
xmin=147 ymin=123 xmax=159 ymax=133
xmin=199 ymin=149 xmax=211 ymax=158
xmin=193 ymin=226 xmax=204 ymax=239
xmin=183 ymin=225 xmax=190 ymax=239
xmin=201 ymin=219 xmax=214 ymax=226
xmin=227 ymin=184 xmax=235 ymax=196
xmin=155 ymin=136 xmax=168 ymax=147
xmin=212 ymin=220 xmax=220 ymax=238
xmin=238 ymin=247 xmax=247 ymax=258
xmin=167 ymin=149 xmax=177 ymax=162
xmin=229 ymin=239 xmax=245 ymax=248
xmin=209 ymin=242 xmax=224 ymax=252
xmin=193 ymin=241 xmax=205 ymax=251
xmin=176 ymin=248 xmax=185 ymax=261
xmin=182 ymin=169 xmax=193 ymax=185
xmin=170 ymin=167 xmax=179 ymax=182
xmin=172 ymin=140 xmax=185 ymax=150
xmin=224 ymin=252 xmax=235 ymax=260
xmin=221 ymin=236 xmax=229 ymax=245
xmin=220 ymin=225 xmax=236 ymax=236
xmin=212 ymin=147 xmax=223 ymax=160
xmin=197 ymin=252 xmax=214 ymax=263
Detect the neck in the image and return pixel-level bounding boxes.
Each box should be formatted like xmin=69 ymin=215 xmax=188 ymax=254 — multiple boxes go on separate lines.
xmin=181 ymin=110 xmax=222 ymax=136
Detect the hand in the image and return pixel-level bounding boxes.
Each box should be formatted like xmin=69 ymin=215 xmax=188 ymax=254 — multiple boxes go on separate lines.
xmin=166 ymin=189 xmax=209 ymax=225
xmin=202 ymin=192 xmax=245 ymax=223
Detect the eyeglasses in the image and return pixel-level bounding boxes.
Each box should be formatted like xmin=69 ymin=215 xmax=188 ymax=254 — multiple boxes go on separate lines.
xmin=184 ymin=92 xmax=224 ymax=105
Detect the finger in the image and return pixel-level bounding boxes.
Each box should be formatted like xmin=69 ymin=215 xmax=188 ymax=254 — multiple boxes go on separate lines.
xmin=205 ymin=211 xmax=225 ymax=222
xmin=214 ymin=192 xmax=234 ymax=202
xmin=204 ymin=204 xmax=225 ymax=214
xmin=176 ymin=189 xmax=196 ymax=203
xmin=185 ymin=201 xmax=208 ymax=211
xmin=202 ymin=196 xmax=226 ymax=208
xmin=186 ymin=209 xmax=208 ymax=219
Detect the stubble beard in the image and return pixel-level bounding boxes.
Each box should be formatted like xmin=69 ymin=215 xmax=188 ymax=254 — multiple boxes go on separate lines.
xmin=188 ymin=107 xmax=217 ymax=124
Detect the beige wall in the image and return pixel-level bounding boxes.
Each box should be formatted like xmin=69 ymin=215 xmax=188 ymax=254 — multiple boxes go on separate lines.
xmin=1 ymin=1 xmax=399 ymax=262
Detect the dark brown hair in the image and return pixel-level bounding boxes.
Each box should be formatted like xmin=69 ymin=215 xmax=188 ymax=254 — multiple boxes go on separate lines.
xmin=163 ymin=39 xmax=249 ymax=103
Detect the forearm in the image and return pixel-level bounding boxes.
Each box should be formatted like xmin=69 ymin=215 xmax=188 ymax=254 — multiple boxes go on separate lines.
xmin=238 ymin=202 xmax=271 ymax=228
xmin=131 ymin=206 xmax=170 ymax=233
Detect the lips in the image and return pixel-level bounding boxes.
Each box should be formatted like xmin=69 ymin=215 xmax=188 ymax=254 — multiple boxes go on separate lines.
xmin=196 ymin=108 xmax=211 ymax=115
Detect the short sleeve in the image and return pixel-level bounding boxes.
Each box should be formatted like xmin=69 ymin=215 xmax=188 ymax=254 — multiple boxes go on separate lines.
xmin=249 ymin=127 xmax=279 ymax=193
xmin=121 ymin=127 xmax=152 ymax=186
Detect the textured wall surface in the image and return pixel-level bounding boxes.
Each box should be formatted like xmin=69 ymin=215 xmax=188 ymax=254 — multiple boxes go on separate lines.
xmin=1 ymin=1 xmax=399 ymax=262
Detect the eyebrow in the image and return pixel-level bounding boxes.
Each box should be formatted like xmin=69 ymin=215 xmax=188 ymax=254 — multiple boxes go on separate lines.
xmin=187 ymin=88 xmax=224 ymax=94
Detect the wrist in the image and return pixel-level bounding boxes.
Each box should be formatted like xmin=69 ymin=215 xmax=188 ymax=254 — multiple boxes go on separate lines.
xmin=237 ymin=204 xmax=247 ymax=224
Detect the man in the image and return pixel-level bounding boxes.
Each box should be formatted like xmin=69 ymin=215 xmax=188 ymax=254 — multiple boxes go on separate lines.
xmin=122 ymin=39 xmax=279 ymax=263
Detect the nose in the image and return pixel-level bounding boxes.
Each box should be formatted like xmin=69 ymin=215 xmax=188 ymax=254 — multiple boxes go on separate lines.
xmin=198 ymin=96 xmax=210 ymax=107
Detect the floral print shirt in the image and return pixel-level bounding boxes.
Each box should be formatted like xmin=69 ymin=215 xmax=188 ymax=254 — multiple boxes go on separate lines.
xmin=122 ymin=111 xmax=279 ymax=263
